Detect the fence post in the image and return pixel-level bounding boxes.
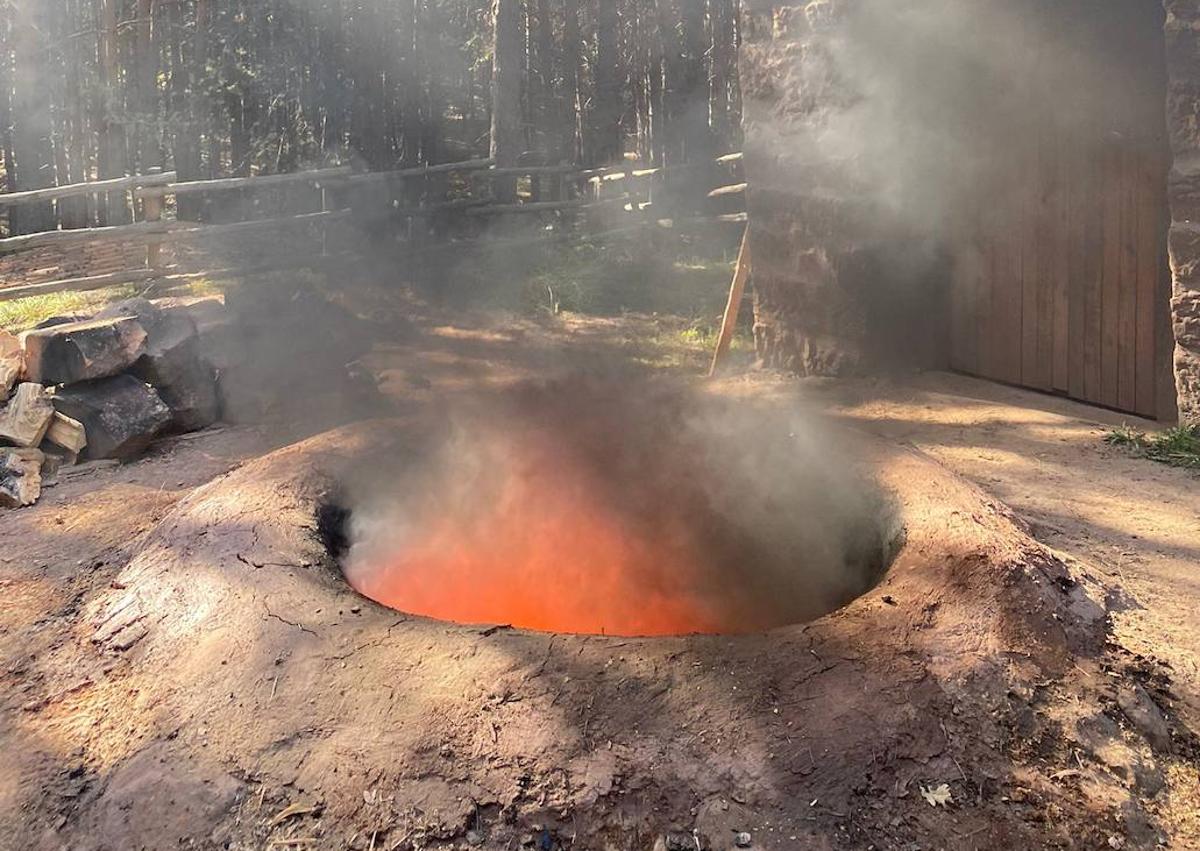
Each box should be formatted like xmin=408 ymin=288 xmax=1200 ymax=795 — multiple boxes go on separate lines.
xmin=143 ymin=166 xmax=164 ymax=269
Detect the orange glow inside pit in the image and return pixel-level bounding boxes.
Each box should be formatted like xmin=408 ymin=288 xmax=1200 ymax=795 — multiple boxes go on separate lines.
xmin=345 ymin=441 xmax=740 ymax=637
xmin=341 ymin=380 xmax=892 ymax=638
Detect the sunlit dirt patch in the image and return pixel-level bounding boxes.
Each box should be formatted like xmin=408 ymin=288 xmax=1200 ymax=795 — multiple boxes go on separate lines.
xmin=337 ymin=377 xmax=902 ymax=636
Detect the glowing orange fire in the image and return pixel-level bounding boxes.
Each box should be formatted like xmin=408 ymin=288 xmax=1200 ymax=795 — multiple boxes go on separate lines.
xmin=344 ymin=379 xmax=882 ymax=637
xmin=345 ymin=421 xmax=757 ymax=636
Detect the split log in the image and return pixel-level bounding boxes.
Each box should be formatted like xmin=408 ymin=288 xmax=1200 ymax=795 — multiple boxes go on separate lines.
xmin=0 ymin=331 xmax=23 ymax=402
xmin=51 ymin=376 xmax=171 ymax=461
xmin=21 ymin=316 xmax=148 ymax=385
xmin=0 ymin=447 xmax=44 ymax=508
xmin=0 ymin=383 xmax=55 ymax=447
xmin=44 ymin=412 xmax=87 ymax=455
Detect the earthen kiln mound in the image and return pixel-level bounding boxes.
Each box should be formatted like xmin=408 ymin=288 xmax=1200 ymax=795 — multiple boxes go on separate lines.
xmin=24 ymin=397 xmax=1180 ymax=850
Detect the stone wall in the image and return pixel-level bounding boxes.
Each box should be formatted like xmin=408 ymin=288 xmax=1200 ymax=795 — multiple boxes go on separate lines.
xmin=1164 ymin=0 xmax=1200 ymax=422
xmin=738 ymin=0 xmax=872 ymax=375
xmin=742 ymin=0 xmax=1199 ymax=422
xmin=738 ymin=0 xmax=947 ymax=376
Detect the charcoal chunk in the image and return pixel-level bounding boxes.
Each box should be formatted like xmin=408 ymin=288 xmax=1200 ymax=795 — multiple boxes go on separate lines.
xmin=51 ymin=375 xmax=171 ymax=461
xmin=99 ymin=298 xmax=219 ymax=431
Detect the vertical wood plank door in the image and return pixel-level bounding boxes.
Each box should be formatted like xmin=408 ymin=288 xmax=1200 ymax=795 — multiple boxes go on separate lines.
xmin=949 ymin=0 xmax=1170 ymax=418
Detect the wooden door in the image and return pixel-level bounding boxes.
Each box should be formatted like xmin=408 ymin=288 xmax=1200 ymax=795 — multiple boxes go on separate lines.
xmin=949 ymin=0 xmax=1170 ymax=418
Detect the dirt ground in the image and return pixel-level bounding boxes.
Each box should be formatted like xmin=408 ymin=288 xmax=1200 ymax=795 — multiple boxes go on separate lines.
xmin=1 ymin=307 xmax=1198 ymax=850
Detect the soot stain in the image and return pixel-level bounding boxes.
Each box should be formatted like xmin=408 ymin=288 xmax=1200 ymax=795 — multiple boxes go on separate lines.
xmin=317 ymin=500 xmax=352 ymax=562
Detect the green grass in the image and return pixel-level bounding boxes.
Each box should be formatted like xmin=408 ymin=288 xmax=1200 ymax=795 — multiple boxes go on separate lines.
xmin=632 ymin=317 xmax=754 ymax=371
xmin=1105 ymin=424 xmax=1200 ymax=470
xmin=434 ymin=232 xmax=741 ymax=319
xmin=673 ymin=319 xmax=753 ymax=353
xmin=0 ymin=278 xmax=227 ymax=335
xmin=0 ymin=285 xmax=138 ymax=334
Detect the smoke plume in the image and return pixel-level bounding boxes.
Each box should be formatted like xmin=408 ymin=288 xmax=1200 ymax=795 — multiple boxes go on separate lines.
xmin=340 ymin=374 xmax=899 ymax=636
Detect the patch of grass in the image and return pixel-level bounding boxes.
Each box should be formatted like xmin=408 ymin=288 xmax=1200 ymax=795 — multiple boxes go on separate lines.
xmin=673 ymin=319 xmax=753 ymax=353
xmin=0 ymin=285 xmax=138 ymax=334
xmin=183 ymin=276 xmax=225 ymax=298
xmin=631 ymin=317 xmax=754 ymax=371
xmin=1105 ymin=424 xmax=1200 ymax=470
xmin=433 ymin=231 xmax=741 ymax=319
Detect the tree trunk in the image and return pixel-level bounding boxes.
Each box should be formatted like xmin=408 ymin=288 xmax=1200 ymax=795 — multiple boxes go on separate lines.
xmin=562 ymin=0 xmax=583 ymax=164
xmin=708 ymin=0 xmax=738 ymax=151
xmin=0 ymin=3 xmax=15 ymax=228
xmin=136 ymin=0 xmax=162 ymax=172
xmin=10 ymin=1 xmax=56 ymax=234
xmin=60 ymin=0 xmax=89 ymax=228
xmin=679 ymin=0 xmax=712 ymax=166
xmin=398 ymin=0 xmax=422 ymax=167
xmin=490 ymin=0 xmax=524 ymax=200
xmin=589 ymin=0 xmax=622 ymax=166
xmin=95 ymin=0 xmax=129 ymax=223
xmin=534 ymin=0 xmax=557 ymax=160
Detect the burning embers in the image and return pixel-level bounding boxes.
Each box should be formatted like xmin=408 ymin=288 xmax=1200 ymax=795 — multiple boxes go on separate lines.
xmin=341 ymin=377 xmax=898 ymax=637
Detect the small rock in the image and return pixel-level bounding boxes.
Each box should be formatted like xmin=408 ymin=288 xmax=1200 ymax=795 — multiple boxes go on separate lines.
xmin=1117 ymin=684 xmax=1172 ymax=753
xmin=734 ymin=832 xmax=752 ymax=848
xmin=466 ymin=829 xmax=486 ymax=846
xmin=1108 ymin=835 xmax=1124 ymax=849
xmin=662 ymin=832 xmax=694 ymax=851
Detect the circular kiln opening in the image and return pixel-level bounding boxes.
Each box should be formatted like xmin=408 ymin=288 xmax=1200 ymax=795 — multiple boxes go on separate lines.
xmin=332 ymin=378 xmax=902 ymax=637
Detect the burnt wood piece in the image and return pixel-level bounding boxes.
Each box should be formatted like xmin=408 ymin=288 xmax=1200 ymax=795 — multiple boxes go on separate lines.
xmin=0 ymin=331 xmax=23 ymax=402
xmin=98 ymin=298 xmax=219 ymax=431
xmin=21 ymin=316 xmax=148 ymax=385
xmin=34 ymin=314 xmax=89 ymax=330
xmin=167 ymin=298 xmax=242 ymax=374
xmin=0 ymin=447 xmax=44 ymax=508
xmin=50 ymin=375 xmax=171 ymax=461
xmin=0 ymin=382 xmax=55 ymax=447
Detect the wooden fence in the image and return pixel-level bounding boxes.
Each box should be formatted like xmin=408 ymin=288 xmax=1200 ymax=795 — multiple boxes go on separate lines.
xmin=0 ymin=154 xmax=746 ymax=304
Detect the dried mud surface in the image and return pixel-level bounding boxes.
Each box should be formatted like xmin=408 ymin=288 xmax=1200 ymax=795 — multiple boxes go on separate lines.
xmin=1 ymin=313 xmax=1196 ymax=851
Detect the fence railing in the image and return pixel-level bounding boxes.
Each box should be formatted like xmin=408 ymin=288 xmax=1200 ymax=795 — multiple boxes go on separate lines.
xmin=0 ymin=153 xmax=746 ymax=304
